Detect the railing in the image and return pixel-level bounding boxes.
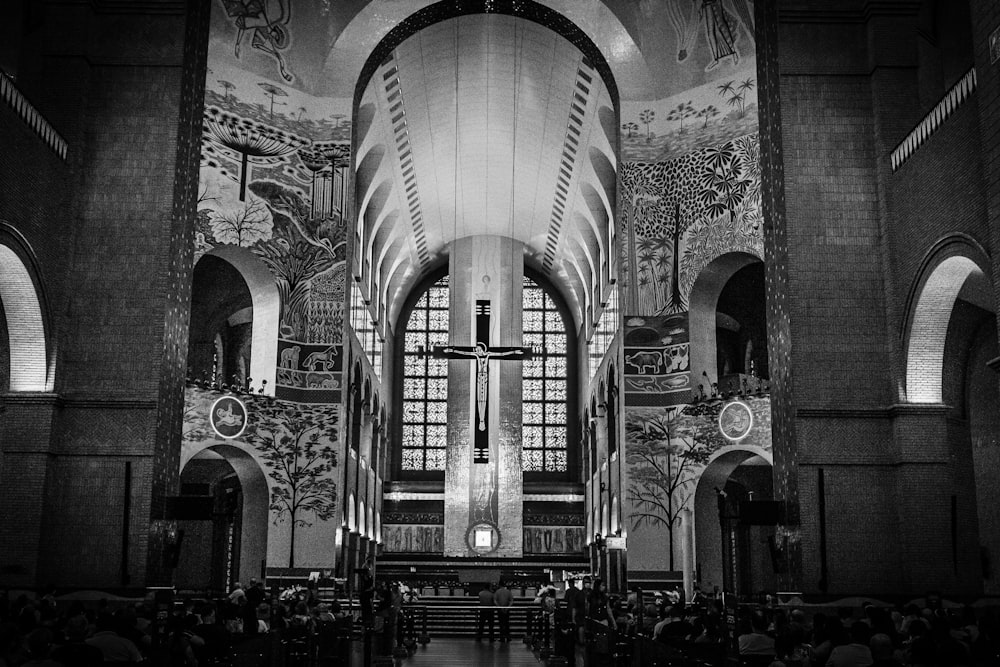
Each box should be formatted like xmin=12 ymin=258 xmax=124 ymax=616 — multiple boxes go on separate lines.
xmin=1 ymin=74 xmax=68 ymax=160
xmin=890 ymin=67 xmax=977 ymax=172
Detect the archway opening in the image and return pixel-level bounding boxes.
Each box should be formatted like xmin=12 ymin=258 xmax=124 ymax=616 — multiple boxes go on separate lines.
xmin=694 ymin=448 xmax=775 ymax=597
xmin=0 ymin=243 xmax=48 ymax=392
xmin=688 ymin=253 xmax=766 ymax=398
xmin=175 ymin=444 xmax=269 ymax=593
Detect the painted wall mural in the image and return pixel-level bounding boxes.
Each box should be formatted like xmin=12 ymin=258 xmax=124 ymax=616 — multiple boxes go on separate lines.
xmin=620 ymin=133 xmax=763 ymax=317
xmin=624 ymin=396 xmax=771 ymax=574
xmin=200 ymin=0 xmax=355 ymax=403
xmin=523 ymin=526 xmax=587 ymax=555
xmin=383 ymin=525 xmax=445 ymax=554
xmin=182 ymin=385 xmax=343 ymax=570
xmin=624 ymin=314 xmax=691 ymax=405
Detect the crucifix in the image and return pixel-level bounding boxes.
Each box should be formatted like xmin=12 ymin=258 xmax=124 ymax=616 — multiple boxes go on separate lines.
xmin=431 ymin=299 xmax=534 ymax=463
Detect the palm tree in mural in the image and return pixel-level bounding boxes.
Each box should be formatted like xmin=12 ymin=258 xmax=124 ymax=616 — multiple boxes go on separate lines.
xmin=639 ymin=109 xmax=656 ymax=141
xmin=737 ymin=78 xmax=755 ymax=116
xmin=637 ymin=238 xmax=660 ymax=311
xmin=244 ymin=400 xmax=339 ymax=569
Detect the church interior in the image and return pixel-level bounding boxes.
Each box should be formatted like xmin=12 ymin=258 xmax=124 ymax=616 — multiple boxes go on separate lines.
xmin=2 ymin=0 xmax=999 ymax=614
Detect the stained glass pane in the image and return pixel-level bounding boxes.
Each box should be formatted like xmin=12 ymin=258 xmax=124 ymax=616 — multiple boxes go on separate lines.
xmin=524 ymin=333 xmax=544 ymax=348
xmin=408 ymin=310 xmax=426 ymax=330
xmin=404 ymin=378 xmax=424 ymax=398
xmin=523 ymin=380 xmax=543 ymax=400
xmin=521 ymin=276 xmax=571 ymax=472
xmin=402 ymin=449 xmax=423 ymax=470
xmin=404 ymin=356 xmax=423 ymax=376
xmin=426 ymin=425 xmax=447 ymax=445
xmin=523 ymin=403 xmax=543 ymax=423
xmin=404 ymin=332 xmax=423 ymax=353
xmin=546 ymin=450 xmax=567 ymax=472
xmin=426 ymin=401 xmax=447 ymax=423
xmin=543 ymin=311 xmax=563 ymax=332
xmin=547 ymin=337 xmax=567 ymax=354
xmin=428 ymin=310 xmax=449 ymax=330
xmin=426 ymin=378 xmax=447 ymax=399
xmin=523 ymin=449 xmax=544 ymax=471
xmin=399 ymin=276 xmax=449 ymax=471
xmin=425 ymin=449 xmax=446 ymax=470
xmin=403 ymin=402 xmax=424 ymax=422
xmin=524 ymin=359 xmax=543 ymax=377
xmin=545 ymin=403 xmax=566 ymax=424
xmin=545 ymin=380 xmax=566 ymax=401
xmin=523 ymin=426 xmax=543 ymax=447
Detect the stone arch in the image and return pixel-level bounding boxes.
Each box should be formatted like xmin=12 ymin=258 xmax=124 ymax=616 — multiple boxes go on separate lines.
xmin=0 ymin=224 xmax=50 ymax=392
xmin=179 ymin=440 xmax=270 ymax=588
xmin=904 ymin=236 xmax=992 ymax=403
xmin=693 ymin=445 xmax=773 ymax=595
xmin=200 ymin=246 xmax=280 ymax=395
xmin=688 ymin=252 xmax=763 ymax=395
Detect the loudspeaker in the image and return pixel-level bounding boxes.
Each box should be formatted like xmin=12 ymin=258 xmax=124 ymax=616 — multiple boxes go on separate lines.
xmin=738 ymin=500 xmax=783 ymax=525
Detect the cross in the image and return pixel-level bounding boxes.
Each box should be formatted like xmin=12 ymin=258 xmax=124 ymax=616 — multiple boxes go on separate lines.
xmin=430 ymin=299 xmax=535 ymax=464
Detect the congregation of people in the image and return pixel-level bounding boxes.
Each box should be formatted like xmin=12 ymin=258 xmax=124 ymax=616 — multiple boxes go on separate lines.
xmin=0 ymin=579 xmax=352 ymax=667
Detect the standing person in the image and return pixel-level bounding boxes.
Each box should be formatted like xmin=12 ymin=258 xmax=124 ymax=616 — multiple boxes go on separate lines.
xmin=494 ymin=582 xmax=513 ymax=642
xmin=244 ymin=579 xmax=265 ymax=635
xmin=358 ymin=558 xmax=375 ymax=629
xmin=477 ymin=584 xmax=496 ymax=642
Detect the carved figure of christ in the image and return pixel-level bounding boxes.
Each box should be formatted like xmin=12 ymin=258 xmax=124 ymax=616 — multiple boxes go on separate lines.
xmin=432 ymin=299 xmax=533 ymax=464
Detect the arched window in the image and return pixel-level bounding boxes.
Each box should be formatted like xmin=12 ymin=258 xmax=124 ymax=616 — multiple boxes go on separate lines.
xmin=521 ymin=276 xmax=569 ymax=472
xmin=400 ymin=275 xmax=449 ymax=471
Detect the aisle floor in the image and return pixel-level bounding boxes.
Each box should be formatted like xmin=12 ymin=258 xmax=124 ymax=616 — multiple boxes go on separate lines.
xmin=389 ymin=638 xmax=547 ymax=666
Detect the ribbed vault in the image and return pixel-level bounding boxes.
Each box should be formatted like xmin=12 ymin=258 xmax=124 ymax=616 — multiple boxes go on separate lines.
xmin=353 ymin=12 xmax=617 ymax=335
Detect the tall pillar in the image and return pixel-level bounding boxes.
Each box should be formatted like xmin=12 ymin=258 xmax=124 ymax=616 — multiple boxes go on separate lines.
xmin=444 ymin=236 xmax=524 ymax=557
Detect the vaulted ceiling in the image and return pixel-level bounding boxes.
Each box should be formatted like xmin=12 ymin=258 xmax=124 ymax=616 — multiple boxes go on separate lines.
xmin=354 ymin=13 xmax=617 ymax=336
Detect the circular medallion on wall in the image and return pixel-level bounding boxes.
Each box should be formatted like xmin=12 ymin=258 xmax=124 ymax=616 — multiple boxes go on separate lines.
xmin=466 ymin=522 xmax=501 ymax=554
xmin=718 ymin=400 xmax=753 ymax=442
xmin=210 ymin=395 xmax=248 ymax=439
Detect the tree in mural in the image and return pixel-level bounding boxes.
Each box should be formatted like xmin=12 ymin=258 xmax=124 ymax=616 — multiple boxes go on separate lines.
xmin=697 ymin=105 xmax=720 ymax=128
xmin=622 ymin=121 xmax=639 ymax=138
xmin=217 ymin=80 xmax=235 ymax=102
xmin=666 ymin=102 xmax=696 ymax=130
xmin=737 ymin=78 xmax=756 ymax=117
xmin=244 ymin=400 xmax=339 ymax=568
xmin=626 ymin=406 xmax=717 ymax=570
xmin=639 ymin=109 xmax=656 ymax=140
xmin=209 ymin=196 xmax=273 ymax=247
xmin=258 ymin=83 xmax=288 ymax=119
xmin=202 ymin=106 xmax=308 ymax=201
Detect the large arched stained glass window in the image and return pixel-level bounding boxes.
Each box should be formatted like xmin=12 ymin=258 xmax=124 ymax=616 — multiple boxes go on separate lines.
xmin=401 ymin=276 xmax=449 ymax=471
xmin=522 ymin=276 xmax=568 ymax=472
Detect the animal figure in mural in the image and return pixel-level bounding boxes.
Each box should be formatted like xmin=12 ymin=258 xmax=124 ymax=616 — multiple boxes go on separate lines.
xmin=221 ymin=0 xmax=294 ymax=82
xmin=279 ymin=345 xmax=300 ymax=369
xmin=667 ymin=345 xmax=690 ymax=373
xmin=305 ymin=372 xmax=338 ymax=389
xmin=626 ymin=350 xmax=664 ymax=374
xmin=303 ymin=346 xmax=337 ymax=371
